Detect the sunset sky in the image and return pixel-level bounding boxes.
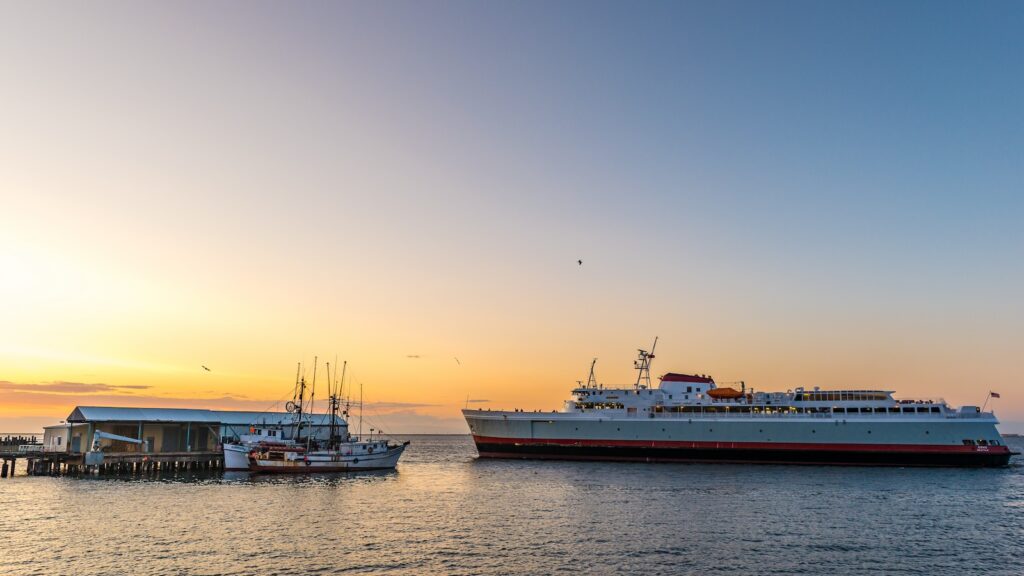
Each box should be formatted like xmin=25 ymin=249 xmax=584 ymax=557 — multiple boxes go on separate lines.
xmin=1 ymin=2 xmax=1021 ymax=434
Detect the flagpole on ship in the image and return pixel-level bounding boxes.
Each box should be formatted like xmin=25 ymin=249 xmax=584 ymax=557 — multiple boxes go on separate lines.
xmin=982 ymin=391 xmax=1000 ymax=412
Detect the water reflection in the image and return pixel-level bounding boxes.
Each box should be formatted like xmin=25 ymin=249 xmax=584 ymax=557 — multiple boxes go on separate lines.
xmin=0 ymin=435 xmax=1020 ymax=576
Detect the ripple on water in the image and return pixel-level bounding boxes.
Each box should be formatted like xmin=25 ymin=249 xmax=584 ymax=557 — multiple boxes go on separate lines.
xmin=0 ymin=435 xmax=1021 ymax=576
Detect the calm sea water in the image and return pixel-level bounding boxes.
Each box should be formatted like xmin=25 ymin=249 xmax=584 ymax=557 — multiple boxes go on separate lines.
xmin=1 ymin=435 xmax=1021 ymax=575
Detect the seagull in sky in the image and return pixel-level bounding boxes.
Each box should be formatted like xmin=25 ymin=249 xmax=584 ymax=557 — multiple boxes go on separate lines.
xmin=406 ymin=355 xmax=421 ymax=359
xmin=578 ymin=259 xmax=583 ymax=266
xmin=454 ymin=357 xmax=461 ymax=366
xmin=201 ymin=365 xmax=211 ymax=372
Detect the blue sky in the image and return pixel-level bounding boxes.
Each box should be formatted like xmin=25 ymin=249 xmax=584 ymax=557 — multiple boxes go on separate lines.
xmin=1 ymin=1 xmax=1021 ymax=431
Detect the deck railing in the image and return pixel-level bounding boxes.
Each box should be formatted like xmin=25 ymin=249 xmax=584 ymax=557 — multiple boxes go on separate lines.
xmin=643 ymin=410 xmax=984 ymax=420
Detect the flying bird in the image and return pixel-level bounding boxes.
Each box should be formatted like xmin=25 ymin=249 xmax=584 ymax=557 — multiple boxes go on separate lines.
xmin=201 ymin=366 xmax=211 ymax=372
xmin=454 ymin=357 xmax=461 ymax=366
xmin=406 ymin=355 xmax=421 ymax=359
xmin=578 ymin=259 xmax=583 ymax=266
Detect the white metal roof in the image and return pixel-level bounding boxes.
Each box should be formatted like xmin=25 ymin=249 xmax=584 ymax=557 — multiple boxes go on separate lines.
xmin=66 ymin=406 xmax=344 ymax=426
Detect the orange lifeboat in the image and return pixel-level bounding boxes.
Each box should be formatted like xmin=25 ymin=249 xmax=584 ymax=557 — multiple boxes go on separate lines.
xmin=707 ymin=387 xmax=744 ymax=399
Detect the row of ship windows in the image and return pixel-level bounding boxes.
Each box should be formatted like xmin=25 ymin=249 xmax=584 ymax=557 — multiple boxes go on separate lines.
xmin=574 ymin=404 xmax=942 ymax=414
xmin=963 ymin=439 xmax=1001 ymax=446
xmin=795 ymin=392 xmax=890 ymax=402
xmin=652 ymin=406 xmax=942 ymax=414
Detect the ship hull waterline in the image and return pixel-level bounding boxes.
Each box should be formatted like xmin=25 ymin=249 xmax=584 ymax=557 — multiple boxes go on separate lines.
xmin=472 ymin=436 xmax=1012 ymax=467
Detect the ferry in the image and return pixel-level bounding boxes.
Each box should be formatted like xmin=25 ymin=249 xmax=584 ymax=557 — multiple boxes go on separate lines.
xmin=463 ymin=340 xmax=1016 ymax=467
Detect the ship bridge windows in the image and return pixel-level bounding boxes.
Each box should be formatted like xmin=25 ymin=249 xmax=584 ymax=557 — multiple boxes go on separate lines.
xmin=962 ymin=439 xmax=976 ymax=446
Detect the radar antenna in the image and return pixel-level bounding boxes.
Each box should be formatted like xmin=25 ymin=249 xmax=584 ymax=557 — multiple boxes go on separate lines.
xmin=634 ymin=337 xmax=658 ymax=389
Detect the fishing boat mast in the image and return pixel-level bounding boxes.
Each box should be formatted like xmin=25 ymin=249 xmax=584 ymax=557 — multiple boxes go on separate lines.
xmin=328 ymin=361 xmax=347 ymax=448
xmin=306 ymin=357 xmax=318 ymax=452
xmin=289 ymin=362 xmax=306 ymax=441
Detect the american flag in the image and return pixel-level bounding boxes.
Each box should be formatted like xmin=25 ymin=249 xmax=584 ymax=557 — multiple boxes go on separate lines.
xmin=990 ymin=391 xmax=1001 ymax=398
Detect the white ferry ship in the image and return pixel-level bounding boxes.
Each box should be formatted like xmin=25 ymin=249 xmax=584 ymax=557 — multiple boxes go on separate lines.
xmin=463 ymin=341 xmax=1015 ymax=467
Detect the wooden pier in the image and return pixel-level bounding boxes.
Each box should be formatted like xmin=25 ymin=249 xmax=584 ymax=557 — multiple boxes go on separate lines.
xmin=0 ymin=448 xmax=223 ymax=477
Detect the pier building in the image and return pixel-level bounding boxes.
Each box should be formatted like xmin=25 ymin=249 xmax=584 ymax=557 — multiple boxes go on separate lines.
xmin=3 ymin=406 xmax=341 ymax=477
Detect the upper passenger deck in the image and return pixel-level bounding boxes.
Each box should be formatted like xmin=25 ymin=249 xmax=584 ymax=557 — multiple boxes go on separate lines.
xmin=467 ymin=343 xmax=1000 ymax=424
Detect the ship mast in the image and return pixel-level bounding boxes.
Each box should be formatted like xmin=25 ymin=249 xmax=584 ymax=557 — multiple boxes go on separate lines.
xmin=292 ymin=363 xmax=307 ymax=441
xmin=329 ymin=361 xmax=347 ymax=448
xmin=306 ymin=356 xmax=317 ymax=451
xmin=587 ymin=358 xmax=599 ymax=388
xmin=634 ymin=337 xmax=658 ymax=389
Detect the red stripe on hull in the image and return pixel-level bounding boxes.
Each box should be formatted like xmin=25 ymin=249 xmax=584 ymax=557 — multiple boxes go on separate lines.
xmin=474 ymin=451 xmax=982 ymax=467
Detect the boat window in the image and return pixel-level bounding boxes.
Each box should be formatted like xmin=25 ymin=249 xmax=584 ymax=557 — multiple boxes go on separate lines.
xmin=687 ymin=386 xmax=692 ymax=393
xmin=833 ymin=407 xmax=845 ymax=414
xmin=902 ymin=407 xmax=916 ymax=413
xmin=978 ymin=439 xmax=989 ymax=446
xmin=916 ymin=407 xmax=930 ymax=413
xmin=930 ymin=407 xmax=940 ymax=413
xmin=888 ymin=407 xmax=900 ymax=413
xmin=962 ymin=439 xmax=975 ymax=445
xmin=874 ymin=407 xmax=886 ymax=413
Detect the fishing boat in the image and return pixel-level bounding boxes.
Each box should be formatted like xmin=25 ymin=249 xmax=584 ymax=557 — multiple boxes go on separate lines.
xmin=223 ymin=424 xmax=299 ymax=471
xmin=245 ymin=359 xmax=408 ymax=473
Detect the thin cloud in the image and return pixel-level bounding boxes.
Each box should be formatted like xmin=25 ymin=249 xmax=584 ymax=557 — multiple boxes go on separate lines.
xmin=0 ymin=383 xmax=432 ymax=414
xmin=0 ymin=381 xmax=152 ymax=394
xmin=364 ymin=401 xmax=438 ymax=411
xmin=0 ymin=389 xmax=281 ymax=411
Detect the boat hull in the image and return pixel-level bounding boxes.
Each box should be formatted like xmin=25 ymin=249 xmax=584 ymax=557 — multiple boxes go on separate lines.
xmin=464 ymin=410 xmax=1013 ymax=468
xmin=249 ymin=444 xmax=407 ymax=473
xmin=472 ymin=436 xmax=1012 ymax=467
xmin=223 ymin=443 xmax=253 ymax=471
